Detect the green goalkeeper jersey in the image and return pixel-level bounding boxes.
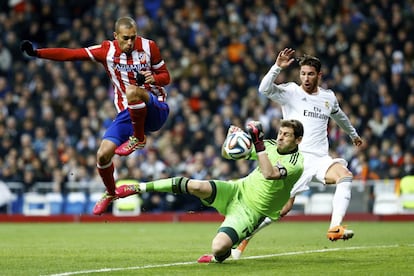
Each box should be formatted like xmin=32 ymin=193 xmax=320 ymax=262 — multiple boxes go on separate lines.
xmin=240 ymin=139 xmax=304 ymax=220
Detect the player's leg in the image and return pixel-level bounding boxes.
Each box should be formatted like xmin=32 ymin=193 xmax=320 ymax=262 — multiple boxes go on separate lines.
xmin=199 ymin=193 xmax=262 ymax=263
xmin=115 ymin=86 xmax=150 ymax=156
xmin=198 ymin=232 xmax=233 ymax=263
xmin=324 ymin=160 xmax=354 ymax=241
xmin=232 ymin=176 xmax=311 ymax=259
xmin=231 ymin=217 xmax=273 ymax=259
xmin=93 ymin=111 xmax=132 ymax=215
xmin=116 ymin=177 xmax=213 ymax=200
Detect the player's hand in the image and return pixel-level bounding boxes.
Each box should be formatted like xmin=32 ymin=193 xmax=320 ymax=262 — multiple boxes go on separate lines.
xmin=275 ymin=48 xmax=295 ymax=68
xmin=140 ymin=71 xmax=155 ymax=84
xmin=227 ymin=125 xmax=242 ymax=135
xmin=136 ymin=72 xmax=145 ymax=86
xmin=20 ymin=40 xmax=37 ymax=57
xmin=246 ymin=121 xmax=265 ymax=152
xmin=352 ymin=136 xmax=363 ymax=147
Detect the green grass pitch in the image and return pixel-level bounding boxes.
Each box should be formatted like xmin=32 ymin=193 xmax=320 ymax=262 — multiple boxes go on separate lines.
xmin=1 ymin=221 xmax=413 ymax=275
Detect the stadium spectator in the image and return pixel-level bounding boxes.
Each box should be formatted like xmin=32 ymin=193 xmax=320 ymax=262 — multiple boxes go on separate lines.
xmin=367 ymin=108 xmax=389 ymax=139
xmin=0 ymin=40 xmax=12 ymax=77
xmin=401 ymin=152 xmax=414 ymax=176
xmin=115 ymin=120 xmax=304 ymax=263
xmin=20 ymin=16 xmax=171 ymax=215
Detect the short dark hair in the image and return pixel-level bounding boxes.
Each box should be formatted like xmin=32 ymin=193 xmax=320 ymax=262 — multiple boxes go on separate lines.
xmin=298 ymin=55 xmax=321 ymax=73
xmin=281 ymin=119 xmax=304 ymax=138
xmin=115 ymin=17 xmax=137 ymax=33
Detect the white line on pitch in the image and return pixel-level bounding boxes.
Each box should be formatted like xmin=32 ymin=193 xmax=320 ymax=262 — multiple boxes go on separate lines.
xmin=43 ymin=244 xmax=414 ymax=276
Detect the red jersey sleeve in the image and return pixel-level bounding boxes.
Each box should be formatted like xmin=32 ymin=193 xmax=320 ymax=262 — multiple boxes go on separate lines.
xmin=36 ymin=41 xmax=111 ymax=62
xmin=37 ymin=48 xmax=90 ymax=61
xmin=85 ymin=41 xmax=112 ymax=63
xmin=149 ymin=40 xmax=170 ymax=86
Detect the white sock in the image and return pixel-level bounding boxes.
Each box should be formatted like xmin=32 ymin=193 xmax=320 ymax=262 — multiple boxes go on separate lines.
xmin=139 ymin=183 xmax=147 ymax=192
xmin=330 ymin=177 xmax=352 ymax=228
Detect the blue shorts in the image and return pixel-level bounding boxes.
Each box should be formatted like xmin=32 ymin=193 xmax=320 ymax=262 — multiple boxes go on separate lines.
xmin=103 ymin=93 xmax=169 ymax=146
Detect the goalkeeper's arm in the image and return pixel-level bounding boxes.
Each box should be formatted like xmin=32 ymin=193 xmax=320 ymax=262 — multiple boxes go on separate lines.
xmin=280 ymin=196 xmax=295 ymax=217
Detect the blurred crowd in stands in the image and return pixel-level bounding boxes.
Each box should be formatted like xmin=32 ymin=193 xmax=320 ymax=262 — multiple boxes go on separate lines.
xmin=0 ymin=0 xmax=414 ymax=212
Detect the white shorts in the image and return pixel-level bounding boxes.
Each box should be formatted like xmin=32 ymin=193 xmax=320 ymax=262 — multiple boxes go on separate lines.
xmin=290 ymin=154 xmax=348 ymax=197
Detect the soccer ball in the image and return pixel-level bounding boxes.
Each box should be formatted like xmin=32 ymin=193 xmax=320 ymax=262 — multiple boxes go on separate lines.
xmin=223 ymin=131 xmax=253 ymax=159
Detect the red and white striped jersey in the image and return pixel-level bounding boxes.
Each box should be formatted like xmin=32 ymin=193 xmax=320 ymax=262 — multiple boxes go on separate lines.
xmin=37 ymin=36 xmax=170 ymax=113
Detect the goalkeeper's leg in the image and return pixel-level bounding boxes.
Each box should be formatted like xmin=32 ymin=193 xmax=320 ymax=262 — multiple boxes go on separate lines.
xmin=231 ymin=217 xmax=273 ymax=259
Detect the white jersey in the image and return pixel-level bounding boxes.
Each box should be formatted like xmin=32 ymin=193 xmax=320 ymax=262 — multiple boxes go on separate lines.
xmin=258 ymin=65 xmax=359 ymax=196
xmin=270 ymin=81 xmax=336 ymax=157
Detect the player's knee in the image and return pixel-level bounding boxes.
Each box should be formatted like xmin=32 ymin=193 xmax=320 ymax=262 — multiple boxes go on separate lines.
xmin=125 ymin=86 xmax=137 ymax=101
xmin=341 ymin=168 xmax=353 ymax=179
xmin=96 ymin=148 xmax=112 ymax=165
xmin=187 ymin=180 xmax=210 ymax=194
xmin=126 ymin=86 xmax=148 ymax=103
xmin=332 ymin=164 xmax=353 ymax=181
xmin=211 ymin=235 xmax=232 ymax=256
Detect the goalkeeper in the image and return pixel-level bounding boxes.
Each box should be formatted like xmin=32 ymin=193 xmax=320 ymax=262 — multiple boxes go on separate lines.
xmin=115 ymin=119 xmax=304 ymax=263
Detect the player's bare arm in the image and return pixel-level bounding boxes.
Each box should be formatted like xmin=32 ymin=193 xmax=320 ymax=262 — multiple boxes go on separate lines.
xmin=280 ymin=197 xmax=295 ymax=217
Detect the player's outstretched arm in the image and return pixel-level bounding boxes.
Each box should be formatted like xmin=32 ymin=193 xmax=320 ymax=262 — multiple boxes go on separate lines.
xmin=275 ymin=48 xmax=296 ymax=69
xmin=20 ymin=40 xmax=91 ymax=61
xmin=258 ymin=48 xmax=295 ymax=98
xmin=20 ymin=40 xmax=37 ymax=57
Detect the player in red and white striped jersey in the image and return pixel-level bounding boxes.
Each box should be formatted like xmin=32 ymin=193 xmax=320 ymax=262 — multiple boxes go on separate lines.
xmin=21 ymin=16 xmax=171 ymax=215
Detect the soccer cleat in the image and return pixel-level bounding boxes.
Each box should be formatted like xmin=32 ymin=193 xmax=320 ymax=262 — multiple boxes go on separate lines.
xmin=115 ymin=136 xmax=146 ymax=156
xmin=92 ymin=192 xmax=118 ymax=215
xmin=197 ymin=254 xmax=218 ymax=263
xmin=115 ymin=184 xmax=141 ymax=198
xmin=327 ymin=225 xmax=354 ymax=241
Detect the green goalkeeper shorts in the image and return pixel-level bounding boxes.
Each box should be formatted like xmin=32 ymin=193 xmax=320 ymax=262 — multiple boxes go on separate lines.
xmin=201 ymin=179 xmax=265 ymax=245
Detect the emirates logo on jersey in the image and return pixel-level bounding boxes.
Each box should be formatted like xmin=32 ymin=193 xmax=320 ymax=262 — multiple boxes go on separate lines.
xmin=111 ymin=51 xmax=149 ymax=72
xmin=303 ymin=106 xmax=329 ymax=120
xmin=114 ymin=63 xmax=145 ymax=72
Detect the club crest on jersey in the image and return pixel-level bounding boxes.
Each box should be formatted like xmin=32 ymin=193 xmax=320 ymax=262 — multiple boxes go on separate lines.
xmin=139 ymin=52 xmax=147 ymax=63
xmin=325 ymin=101 xmax=330 ymax=109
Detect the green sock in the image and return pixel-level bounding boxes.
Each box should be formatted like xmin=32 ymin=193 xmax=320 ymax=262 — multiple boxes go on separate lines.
xmin=146 ymin=177 xmax=190 ymax=194
xmin=147 ymin=178 xmax=172 ymax=193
